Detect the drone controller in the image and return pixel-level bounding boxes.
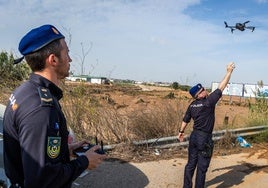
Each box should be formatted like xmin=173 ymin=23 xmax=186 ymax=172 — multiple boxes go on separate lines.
xmin=73 ymin=137 xmax=105 ymax=156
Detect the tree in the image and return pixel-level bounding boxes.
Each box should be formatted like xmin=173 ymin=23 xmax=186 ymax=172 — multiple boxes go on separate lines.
xmin=78 ymin=42 xmax=93 ymax=75
xmin=171 ymin=82 xmax=179 ymax=90
xmin=0 ymin=51 xmax=31 ymax=89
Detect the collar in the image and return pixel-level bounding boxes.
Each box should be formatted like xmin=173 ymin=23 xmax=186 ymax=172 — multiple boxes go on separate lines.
xmin=29 ymin=73 xmax=63 ymax=100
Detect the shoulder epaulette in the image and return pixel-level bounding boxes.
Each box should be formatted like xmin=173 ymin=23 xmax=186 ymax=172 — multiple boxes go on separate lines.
xmin=38 ymin=87 xmax=54 ymax=106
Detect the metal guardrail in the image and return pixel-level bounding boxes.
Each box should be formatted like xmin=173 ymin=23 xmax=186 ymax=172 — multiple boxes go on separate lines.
xmin=104 ymin=125 xmax=268 ymax=150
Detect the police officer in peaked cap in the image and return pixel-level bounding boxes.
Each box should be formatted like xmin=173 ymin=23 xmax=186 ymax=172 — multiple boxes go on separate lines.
xmin=3 ymin=24 xmax=106 ymax=188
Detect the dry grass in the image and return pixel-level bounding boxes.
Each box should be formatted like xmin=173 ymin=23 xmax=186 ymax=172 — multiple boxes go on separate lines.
xmin=61 ymin=83 xmax=187 ymax=144
xmin=1 ymin=82 xmax=268 ymax=163
xmin=1 ymin=82 xmax=265 ymax=147
xmin=59 ymin=83 xmax=257 ymax=145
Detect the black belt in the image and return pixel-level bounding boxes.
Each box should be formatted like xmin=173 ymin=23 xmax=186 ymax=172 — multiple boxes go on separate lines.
xmin=193 ymin=129 xmax=211 ymax=137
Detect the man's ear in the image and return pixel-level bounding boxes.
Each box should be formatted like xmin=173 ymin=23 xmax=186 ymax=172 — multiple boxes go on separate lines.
xmin=47 ymin=54 xmax=58 ymax=66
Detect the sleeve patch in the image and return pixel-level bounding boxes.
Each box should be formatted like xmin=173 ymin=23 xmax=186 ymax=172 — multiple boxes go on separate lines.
xmin=47 ymin=137 xmax=61 ymax=159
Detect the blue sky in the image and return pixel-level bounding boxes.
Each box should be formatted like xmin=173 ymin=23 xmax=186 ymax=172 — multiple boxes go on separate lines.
xmin=1 ymin=0 xmax=268 ymax=87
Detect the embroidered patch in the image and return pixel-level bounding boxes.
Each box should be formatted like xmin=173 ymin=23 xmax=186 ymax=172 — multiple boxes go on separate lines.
xmin=9 ymin=94 xmax=18 ymax=111
xmin=47 ymin=137 xmax=61 ymax=159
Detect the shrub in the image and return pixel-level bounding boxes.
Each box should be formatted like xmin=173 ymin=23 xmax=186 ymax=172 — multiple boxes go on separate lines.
xmin=246 ymin=81 xmax=268 ymax=126
xmin=0 ymin=51 xmax=30 ymax=89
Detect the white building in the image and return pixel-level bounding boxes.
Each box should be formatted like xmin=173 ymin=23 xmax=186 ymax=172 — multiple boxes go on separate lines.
xmin=66 ymin=75 xmax=109 ymax=84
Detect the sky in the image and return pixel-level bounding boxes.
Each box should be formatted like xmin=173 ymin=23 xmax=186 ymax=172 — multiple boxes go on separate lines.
xmin=1 ymin=0 xmax=268 ymax=87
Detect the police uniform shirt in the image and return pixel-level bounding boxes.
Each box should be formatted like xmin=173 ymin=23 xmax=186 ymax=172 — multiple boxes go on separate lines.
xmin=183 ymin=89 xmax=222 ymax=133
xmin=3 ymin=73 xmax=89 ymax=188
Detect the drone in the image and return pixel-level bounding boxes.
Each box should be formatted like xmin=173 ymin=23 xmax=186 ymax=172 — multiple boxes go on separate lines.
xmin=224 ymin=21 xmax=255 ymax=33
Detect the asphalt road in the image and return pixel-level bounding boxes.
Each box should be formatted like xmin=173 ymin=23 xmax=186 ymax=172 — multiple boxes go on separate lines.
xmin=73 ymin=151 xmax=268 ymax=188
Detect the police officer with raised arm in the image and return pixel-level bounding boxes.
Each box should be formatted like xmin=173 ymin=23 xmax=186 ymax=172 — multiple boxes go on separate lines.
xmin=178 ymin=62 xmax=235 ymax=188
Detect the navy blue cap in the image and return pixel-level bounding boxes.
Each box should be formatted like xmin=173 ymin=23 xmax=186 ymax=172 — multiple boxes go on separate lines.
xmin=189 ymin=83 xmax=203 ymax=98
xmin=19 ymin=24 xmax=64 ymax=55
xmin=14 ymin=24 xmax=64 ymax=64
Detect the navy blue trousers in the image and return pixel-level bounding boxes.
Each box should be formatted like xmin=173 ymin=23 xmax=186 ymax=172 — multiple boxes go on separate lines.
xmin=183 ymin=131 xmax=213 ymax=188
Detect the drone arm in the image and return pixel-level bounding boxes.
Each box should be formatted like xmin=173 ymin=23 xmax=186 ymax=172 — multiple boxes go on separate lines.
xmin=245 ymin=26 xmax=255 ymax=32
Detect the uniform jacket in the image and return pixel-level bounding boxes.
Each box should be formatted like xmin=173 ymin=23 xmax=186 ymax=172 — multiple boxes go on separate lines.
xmin=3 ymin=73 xmax=88 ymax=188
xmin=183 ymin=89 xmax=222 ymax=133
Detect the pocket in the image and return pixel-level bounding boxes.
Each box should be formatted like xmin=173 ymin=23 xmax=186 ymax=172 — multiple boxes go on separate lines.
xmin=200 ymin=139 xmax=214 ymax=158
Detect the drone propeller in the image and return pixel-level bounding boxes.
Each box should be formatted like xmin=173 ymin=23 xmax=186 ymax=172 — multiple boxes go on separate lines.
xmin=244 ymin=21 xmax=250 ymax=24
xmin=224 ymin=21 xmax=228 ymax=27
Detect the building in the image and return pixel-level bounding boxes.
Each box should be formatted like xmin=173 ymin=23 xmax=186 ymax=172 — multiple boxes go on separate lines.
xmin=66 ymin=75 xmax=110 ymax=84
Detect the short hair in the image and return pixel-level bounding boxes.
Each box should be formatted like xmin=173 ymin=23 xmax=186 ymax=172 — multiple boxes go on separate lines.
xmin=25 ymin=39 xmax=63 ymax=72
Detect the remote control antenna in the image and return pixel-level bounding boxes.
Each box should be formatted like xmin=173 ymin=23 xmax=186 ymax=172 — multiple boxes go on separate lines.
xmin=95 ymin=136 xmax=98 ymax=145
xmin=101 ymin=140 xmax=103 ymax=150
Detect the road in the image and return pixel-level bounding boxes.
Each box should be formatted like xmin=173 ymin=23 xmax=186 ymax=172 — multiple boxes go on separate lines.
xmin=73 ymin=151 xmax=268 ymax=188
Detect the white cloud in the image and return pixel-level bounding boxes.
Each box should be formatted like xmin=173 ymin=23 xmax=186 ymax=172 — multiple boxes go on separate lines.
xmin=1 ymin=0 xmax=268 ymax=85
